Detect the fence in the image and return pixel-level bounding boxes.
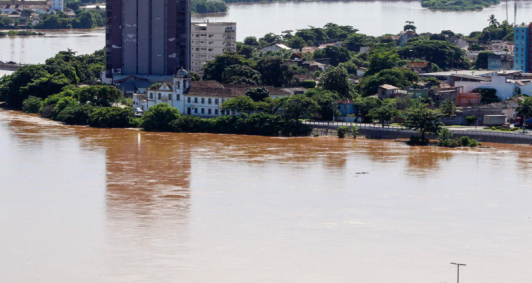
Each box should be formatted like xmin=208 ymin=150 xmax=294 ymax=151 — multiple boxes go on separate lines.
xmin=304 ymin=120 xmax=532 ymax=144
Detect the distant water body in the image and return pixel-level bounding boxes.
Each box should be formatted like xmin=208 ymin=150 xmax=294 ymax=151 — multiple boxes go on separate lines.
xmin=1 ymin=1 xmax=532 ymax=63
xmin=193 ymin=0 xmax=532 ymax=40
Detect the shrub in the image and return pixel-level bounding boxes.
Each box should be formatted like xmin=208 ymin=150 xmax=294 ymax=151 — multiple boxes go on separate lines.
xmin=39 ymin=104 xmax=55 ymax=118
xmin=408 ymin=136 xmax=428 ymax=145
xmin=51 ymin=97 xmax=78 ymax=120
xmin=22 ymin=96 xmax=43 ymax=113
xmin=141 ymin=104 xmax=180 ymax=131
xmin=57 ymin=104 xmax=96 ymax=125
xmin=352 ymin=125 xmax=359 ymax=138
xmin=301 ymin=80 xmax=317 ymax=88
xmin=466 ymin=115 xmax=477 ymax=125
xmin=338 ymin=126 xmax=351 ymax=138
xmin=89 ymin=107 xmax=134 ymax=128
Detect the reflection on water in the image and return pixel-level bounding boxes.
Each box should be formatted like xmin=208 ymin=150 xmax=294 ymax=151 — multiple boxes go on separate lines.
xmin=1 ymin=109 xmax=532 ymax=283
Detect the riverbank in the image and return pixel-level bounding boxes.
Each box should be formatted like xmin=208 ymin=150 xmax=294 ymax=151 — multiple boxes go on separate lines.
xmin=309 ymin=122 xmax=532 ymax=145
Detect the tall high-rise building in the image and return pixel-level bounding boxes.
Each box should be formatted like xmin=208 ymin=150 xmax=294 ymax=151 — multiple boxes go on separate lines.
xmin=105 ymin=0 xmax=190 ymax=79
xmin=190 ymin=21 xmax=236 ymax=74
xmin=514 ymin=24 xmax=532 ymax=72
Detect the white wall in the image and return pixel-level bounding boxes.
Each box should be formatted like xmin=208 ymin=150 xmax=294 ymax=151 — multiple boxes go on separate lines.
xmin=455 ymin=75 xmax=518 ymax=100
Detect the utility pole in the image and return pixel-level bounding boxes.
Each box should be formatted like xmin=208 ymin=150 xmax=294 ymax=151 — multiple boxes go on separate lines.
xmin=450 ymin=262 xmax=466 ymax=283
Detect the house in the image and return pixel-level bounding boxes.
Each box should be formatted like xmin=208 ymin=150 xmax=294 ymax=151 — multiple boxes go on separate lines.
xmin=491 ymin=40 xmax=514 ymax=52
xmin=377 ymin=84 xmax=406 ymax=99
xmin=337 ymin=98 xmax=356 ymax=118
xmin=456 ymin=92 xmax=481 ymax=107
xmin=114 ymin=75 xmax=157 ymax=97
xmin=408 ymin=62 xmax=431 ymax=73
xmin=134 ymin=68 xmax=297 ymax=116
xmin=487 ymin=53 xmax=514 ymax=70
xmin=357 ymin=67 xmax=367 ymax=77
xmin=301 ymin=46 xmax=317 ymax=54
xmin=420 ymin=70 xmax=497 ymax=85
xmin=454 ymin=71 xmax=532 ymax=100
xmin=399 ymin=31 xmax=418 ymax=46
xmin=407 ymin=88 xmax=430 ymax=98
xmin=262 ymin=43 xmax=292 ymax=52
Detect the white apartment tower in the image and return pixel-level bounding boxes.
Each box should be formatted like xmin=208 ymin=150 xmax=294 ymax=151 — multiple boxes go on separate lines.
xmin=51 ymin=0 xmax=64 ymax=12
xmin=191 ymin=21 xmax=237 ymax=74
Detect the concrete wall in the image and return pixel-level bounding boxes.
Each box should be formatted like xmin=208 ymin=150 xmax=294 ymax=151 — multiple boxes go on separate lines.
xmin=151 ymin=0 xmax=166 ymax=75
xmin=122 ymin=1 xmax=138 ymax=74
xmin=137 ymin=0 xmax=150 ymax=75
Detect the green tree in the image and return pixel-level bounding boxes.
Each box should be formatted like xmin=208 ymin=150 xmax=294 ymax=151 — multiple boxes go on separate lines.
xmin=256 ymin=57 xmax=295 ymax=87
xmin=281 ymin=94 xmax=320 ymax=120
xmin=21 ymin=96 xmax=43 ymax=114
xmin=57 ymin=104 xmax=96 ymax=125
xmin=221 ymin=65 xmax=262 ymax=85
xmin=403 ymin=103 xmax=443 ymax=142
xmin=354 ymin=96 xmax=382 ymax=118
xmin=466 ymin=115 xmax=477 ymax=125
xmin=342 ymin=33 xmax=374 ymax=52
xmin=399 ymin=40 xmax=469 ymax=69
xmin=313 ymin=45 xmax=351 ymax=66
xmin=246 ymin=87 xmax=270 ymax=102
xmin=488 ymin=14 xmax=499 ymax=26
xmin=244 ymin=36 xmax=259 ymax=46
xmin=439 ymin=99 xmax=457 ymax=117
xmin=77 ymin=85 xmax=121 ymax=106
xmin=203 ymin=52 xmax=247 ymax=82
xmin=142 ymin=104 xmax=180 ymax=131
xmin=289 ymin=36 xmax=307 ymax=49
xmin=516 ymin=97 xmax=532 ymax=133
xmin=359 ymin=68 xmax=418 ymax=96
xmin=89 ymin=107 xmax=135 ymax=128
xmin=305 ymin=88 xmax=340 ymax=120
xmin=368 ymin=104 xmax=399 ymax=127
xmin=320 ymin=66 xmax=351 ymax=98
xmin=221 ymin=96 xmax=256 ymax=115
xmin=366 ymin=50 xmax=399 ymax=75
xmin=475 ymin=51 xmax=494 ymax=69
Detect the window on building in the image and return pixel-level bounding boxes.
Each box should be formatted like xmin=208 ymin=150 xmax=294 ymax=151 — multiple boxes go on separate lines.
xmin=169 ymin=94 xmax=172 ymax=100
xmin=201 ymin=108 xmax=205 ymax=114
xmin=221 ymin=109 xmax=225 ymax=115
xmin=195 ymin=108 xmax=198 ymax=114
xmin=194 ymin=97 xmax=198 ymax=103
xmin=188 ymin=97 xmax=191 ymax=103
xmin=158 ymin=93 xmax=161 ymax=100
xmin=208 ymin=109 xmax=212 ymax=115
xmin=208 ymin=98 xmax=212 ymax=104
xmin=176 ymin=95 xmax=180 ymax=101
xmin=215 ymin=109 xmax=219 ymax=115
xmin=150 ymin=93 xmax=153 ymax=99
xmin=462 ymin=99 xmax=466 ymax=103
xmin=201 ymin=98 xmax=205 ymax=104
xmin=215 ymin=99 xmax=219 ymax=104
xmin=177 ymin=81 xmax=181 ymax=89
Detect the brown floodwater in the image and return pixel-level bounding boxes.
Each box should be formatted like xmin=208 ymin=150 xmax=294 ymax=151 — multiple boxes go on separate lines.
xmin=1 ymin=109 xmax=532 ymax=283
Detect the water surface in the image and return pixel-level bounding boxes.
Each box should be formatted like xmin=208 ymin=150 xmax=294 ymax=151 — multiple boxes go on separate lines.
xmin=1 ymin=109 xmax=531 ymax=282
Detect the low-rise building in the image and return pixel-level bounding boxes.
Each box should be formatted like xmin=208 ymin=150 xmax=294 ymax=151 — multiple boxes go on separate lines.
xmin=134 ymin=68 xmax=297 ymax=116
xmin=262 ymin=43 xmax=292 ymax=52
xmin=456 ymin=92 xmax=481 ymax=107
xmin=377 ymin=84 xmax=406 ymax=99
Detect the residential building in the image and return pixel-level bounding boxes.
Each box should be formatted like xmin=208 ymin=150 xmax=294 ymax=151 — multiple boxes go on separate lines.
xmin=262 ymin=43 xmax=291 ymax=52
xmin=456 ymin=92 xmax=481 ymax=107
xmin=420 ymin=70 xmax=497 ymax=85
xmin=105 ymin=0 xmax=191 ymax=79
xmin=454 ymin=70 xmax=532 ymax=100
xmin=134 ymin=68 xmax=297 ymax=115
xmin=301 ymin=46 xmax=317 ymax=54
xmin=491 ymin=40 xmax=514 ymax=52
xmin=190 ymin=21 xmax=236 ymax=74
xmin=51 ymin=0 xmax=63 ymax=11
xmin=514 ymin=24 xmax=531 ymax=72
xmin=377 ymin=84 xmax=406 ymax=99
xmin=399 ymin=31 xmax=418 ymax=46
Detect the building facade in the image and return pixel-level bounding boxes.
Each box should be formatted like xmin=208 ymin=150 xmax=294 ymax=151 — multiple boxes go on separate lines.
xmin=514 ymin=24 xmax=531 ymax=72
xmin=190 ymin=21 xmax=236 ymax=74
xmin=133 ymin=69 xmax=298 ymax=116
xmin=105 ymin=0 xmax=190 ymax=79
xmin=51 ymin=0 xmax=63 ymax=11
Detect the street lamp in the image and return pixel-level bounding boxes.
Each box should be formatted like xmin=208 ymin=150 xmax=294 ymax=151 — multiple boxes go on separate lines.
xmin=450 ymin=262 xmax=466 ymax=283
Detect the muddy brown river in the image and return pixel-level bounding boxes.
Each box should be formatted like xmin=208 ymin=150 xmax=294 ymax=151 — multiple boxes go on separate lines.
xmin=1 ymin=109 xmax=531 ymax=282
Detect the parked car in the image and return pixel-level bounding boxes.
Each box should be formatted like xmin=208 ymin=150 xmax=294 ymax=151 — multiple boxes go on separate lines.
xmin=134 ymin=108 xmax=144 ymax=117
xmin=7 ymin=61 xmax=16 ymax=64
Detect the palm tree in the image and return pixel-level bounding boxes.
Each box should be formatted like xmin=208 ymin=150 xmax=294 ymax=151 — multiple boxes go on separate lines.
xmin=488 ymin=14 xmax=499 ymax=26
xmin=516 ymin=97 xmax=532 ymax=133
